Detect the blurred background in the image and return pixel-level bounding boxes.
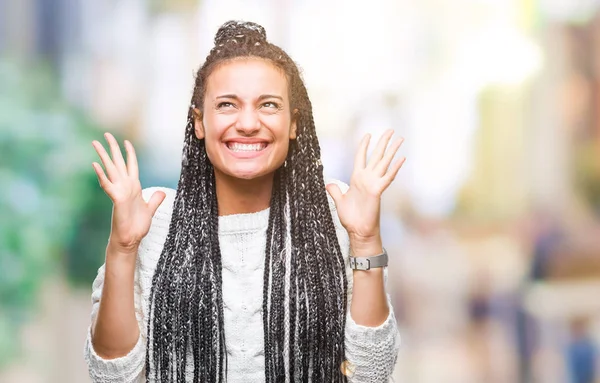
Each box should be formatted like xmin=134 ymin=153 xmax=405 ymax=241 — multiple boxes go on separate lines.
xmin=1 ymin=0 xmax=600 ymax=382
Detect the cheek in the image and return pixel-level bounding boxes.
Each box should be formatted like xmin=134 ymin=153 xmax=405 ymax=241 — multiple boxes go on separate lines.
xmin=202 ymin=116 xmax=231 ymax=152
xmin=201 ymin=121 xmax=223 ymax=163
xmin=204 ymin=114 xmax=231 ymax=135
xmin=262 ymin=114 xmax=293 ymax=137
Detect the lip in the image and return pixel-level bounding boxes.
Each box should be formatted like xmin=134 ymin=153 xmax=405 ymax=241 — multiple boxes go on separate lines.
xmin=223 ymin=138 xmax=271 ymax=144
xmin=223 ymin=139 xmax=270 ymax=159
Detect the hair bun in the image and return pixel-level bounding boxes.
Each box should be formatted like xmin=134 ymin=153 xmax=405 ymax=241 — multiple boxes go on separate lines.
xmin=214 ymin=20 xmax=267 ymax=46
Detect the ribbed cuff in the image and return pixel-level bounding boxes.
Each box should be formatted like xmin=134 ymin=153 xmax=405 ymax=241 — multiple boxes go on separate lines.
xmin=345 ymin=306 xmax=399 ymax=346
xmin=344 ymin=305 xmax=401 ymax=383
xmin=84 ymin=326 xmax=146 ymax=383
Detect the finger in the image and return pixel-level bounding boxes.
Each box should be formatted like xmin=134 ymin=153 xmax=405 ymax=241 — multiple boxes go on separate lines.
xmin=147 ymin=191 xmax=166 ymax=216
xmin=374 ymin=137 xmax=404 ymax=176
xmin=124 ymin=140 xmax=139 ymax=180
xmin=326 ymin=183 xmax=343 ymax=207
xmin=104 ymin=133 xmax=127 ymax=175
xmin=366 ymin=129 xmax=394 ymax=169
xmin=354 ymin=134 xmax=371 ymax=170
xmin=92 ymin=162 xmax=112 ymax=192
xmin=382 ymin=157 xmax=406 ymax=186
xmin=92 ymin=140 xmax=119 ymax=181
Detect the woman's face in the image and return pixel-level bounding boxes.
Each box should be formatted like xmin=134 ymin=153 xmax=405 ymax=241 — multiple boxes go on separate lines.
xmin=195 ymin=58 xmax=296 ymax=181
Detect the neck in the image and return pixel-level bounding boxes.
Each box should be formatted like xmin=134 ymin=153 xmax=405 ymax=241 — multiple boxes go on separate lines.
xmin=214 ymin=170 xmax=275 ymax=216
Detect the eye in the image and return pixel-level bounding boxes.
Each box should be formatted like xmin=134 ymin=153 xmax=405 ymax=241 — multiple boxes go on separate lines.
xmin=262 ymin=101 xmax=281 ymax=109
xmin=217 ymin=102 xmax=235 ymax=109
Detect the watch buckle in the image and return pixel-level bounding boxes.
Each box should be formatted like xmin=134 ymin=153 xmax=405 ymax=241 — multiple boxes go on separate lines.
xmin=350 ymin=257 xmax=370 ymax=271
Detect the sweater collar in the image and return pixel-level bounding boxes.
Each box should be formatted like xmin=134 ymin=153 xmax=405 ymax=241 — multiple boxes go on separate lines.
xmin=218 ymin=207 xmax=270 ymax=234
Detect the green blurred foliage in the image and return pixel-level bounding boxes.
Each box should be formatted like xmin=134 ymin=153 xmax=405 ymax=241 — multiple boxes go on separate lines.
xmin=0 ymin=58 xmax=113 ymax=367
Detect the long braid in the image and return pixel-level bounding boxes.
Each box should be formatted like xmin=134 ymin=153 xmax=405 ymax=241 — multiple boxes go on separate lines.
xmin=267 ymin=169 xmax=287 ymax=381
xmin=299 ymin=91 xmax=349 ymax=380
xmin=263 ymin=175 xmax=276 ymax=379
xmin=284 ymin=108 xmax=347 ymax=382
xmin=146 ymin=103 xmax=227 ymax=381
xmin=146 ymin=20 xmax=348 ymax=382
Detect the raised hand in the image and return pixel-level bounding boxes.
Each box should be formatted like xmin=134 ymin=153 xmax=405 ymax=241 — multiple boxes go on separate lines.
xmin=92 ymin=133 xmax=165 ymax=253
xmin=326 ymin=130 xmax=405 ymax=244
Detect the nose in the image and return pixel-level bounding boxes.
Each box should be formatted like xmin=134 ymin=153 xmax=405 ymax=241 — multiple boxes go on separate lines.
xmin=235 ymin=108 xmax=260 ymax=135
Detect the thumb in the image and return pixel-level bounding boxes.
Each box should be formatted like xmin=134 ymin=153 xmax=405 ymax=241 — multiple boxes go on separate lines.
xmin=147 ymin=191 xmax=166 ymax=216
xmin=326 ymin=183 xmax=343 ymax=206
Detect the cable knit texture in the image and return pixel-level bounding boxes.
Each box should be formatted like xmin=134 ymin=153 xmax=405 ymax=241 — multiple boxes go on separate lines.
xmin=84 ymin=179 xmax=401 ymax=382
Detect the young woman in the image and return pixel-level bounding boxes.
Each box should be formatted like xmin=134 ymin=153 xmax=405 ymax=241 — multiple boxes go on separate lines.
xmin=84 ymin=20 xmax=403 ymax=382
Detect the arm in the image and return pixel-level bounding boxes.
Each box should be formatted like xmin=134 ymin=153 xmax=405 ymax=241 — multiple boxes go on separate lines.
xmin=349 ymin=237 xmax=388 ymax=326
xmin=92 ymin=245 xmax=140 ymax=358
xmin=326 ymin=130 xmax=405 ymax=382
xmin=84 ymin=186 xmax=172 ymax=382
xmin=84 ymin=254 xmax=147 ymax=383
xmin=84 ymin=134 xmax=166 ymax=382
xmin=344 ymin=257 xmax=401 ymax=383
xmin=328 ymin=181 xmax=401 ymax=382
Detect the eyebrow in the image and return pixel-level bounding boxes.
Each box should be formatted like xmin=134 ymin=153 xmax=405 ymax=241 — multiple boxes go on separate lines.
xmin=216 ymin=94 xmax=284 ymax=102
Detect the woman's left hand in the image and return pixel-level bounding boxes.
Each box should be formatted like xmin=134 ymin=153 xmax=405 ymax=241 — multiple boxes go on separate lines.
xmin=326 ymin=130 xmax=405 ymax=245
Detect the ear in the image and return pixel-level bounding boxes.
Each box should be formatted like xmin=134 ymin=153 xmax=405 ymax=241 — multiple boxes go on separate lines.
xmin=289 ymin=108 xmax=298 ymax=140
xmin=192 ymin=107 xmax=204 ymax=139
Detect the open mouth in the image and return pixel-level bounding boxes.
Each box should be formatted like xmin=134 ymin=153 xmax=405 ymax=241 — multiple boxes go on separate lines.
xmin=226 ymin=142 xmax=268 ymax=152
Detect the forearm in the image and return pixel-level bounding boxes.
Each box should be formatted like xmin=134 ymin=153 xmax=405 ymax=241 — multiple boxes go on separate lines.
xmin=349 ymin=233 xmax=389 ymax=326
xmin=92 ymin=243 xmax=140 ymax=358
xmin=345 ymin=233 xmax=400 ymax=382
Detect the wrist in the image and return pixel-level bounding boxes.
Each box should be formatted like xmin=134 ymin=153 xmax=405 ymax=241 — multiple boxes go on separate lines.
xmin=107 ymin=237 xmax=139 ymax=255
xmin=349 ymin=233 xmax=382 ymax=257
xmin=106 ymin=241 xmax=138 ymax=266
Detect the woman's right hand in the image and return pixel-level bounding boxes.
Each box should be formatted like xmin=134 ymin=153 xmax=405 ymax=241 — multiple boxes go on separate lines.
xmin=92 ymin=133 xmax=166 ymax=254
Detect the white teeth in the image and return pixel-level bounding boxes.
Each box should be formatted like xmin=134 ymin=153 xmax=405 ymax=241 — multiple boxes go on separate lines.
xmin=228 ymin=142 xmax=266 ymax=152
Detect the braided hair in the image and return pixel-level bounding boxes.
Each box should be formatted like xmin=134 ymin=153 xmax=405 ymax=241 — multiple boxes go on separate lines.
xmin=146 ymin=20 xmax=348 ymax=382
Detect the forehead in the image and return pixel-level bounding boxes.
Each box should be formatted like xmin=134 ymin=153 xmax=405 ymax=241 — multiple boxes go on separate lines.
xmin=205 ymin=58 xmax=289 ymax=98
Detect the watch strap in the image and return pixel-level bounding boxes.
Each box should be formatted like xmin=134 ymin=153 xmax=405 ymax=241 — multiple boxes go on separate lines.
xmin=349 ymin=248 xmax=388 ymax=270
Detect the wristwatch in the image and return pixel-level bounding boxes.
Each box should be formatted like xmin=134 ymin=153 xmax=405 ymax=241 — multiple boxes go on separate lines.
xmin=349 ymin=248 xmax=388 ymax=270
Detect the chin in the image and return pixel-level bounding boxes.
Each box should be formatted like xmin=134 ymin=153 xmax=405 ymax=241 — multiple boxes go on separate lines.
xmin=225 ymin=167 xmax=271 ymax=181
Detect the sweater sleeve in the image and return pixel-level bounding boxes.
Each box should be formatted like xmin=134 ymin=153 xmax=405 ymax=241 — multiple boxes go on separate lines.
xmin=344 ymin=271 xmax=401 ymax=383
xmin=324 ymin=177 xmax=401 ymax=382
xmin=83 ymin=187 xmax=175 ymax=383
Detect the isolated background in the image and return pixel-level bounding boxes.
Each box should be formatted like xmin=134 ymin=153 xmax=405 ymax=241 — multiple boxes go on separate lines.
xmin=1 ymin=0 xmax=600 ymax=382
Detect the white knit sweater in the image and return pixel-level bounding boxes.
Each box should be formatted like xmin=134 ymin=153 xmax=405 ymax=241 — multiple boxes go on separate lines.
xmin=84 ymin=179 xmax=401 ymax=382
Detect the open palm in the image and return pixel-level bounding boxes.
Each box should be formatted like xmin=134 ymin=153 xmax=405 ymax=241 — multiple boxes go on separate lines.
xmin=327 ymin=130 xmax=405 ymax=240
xmin=92 ymin=133 xmax=165 ymax=252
